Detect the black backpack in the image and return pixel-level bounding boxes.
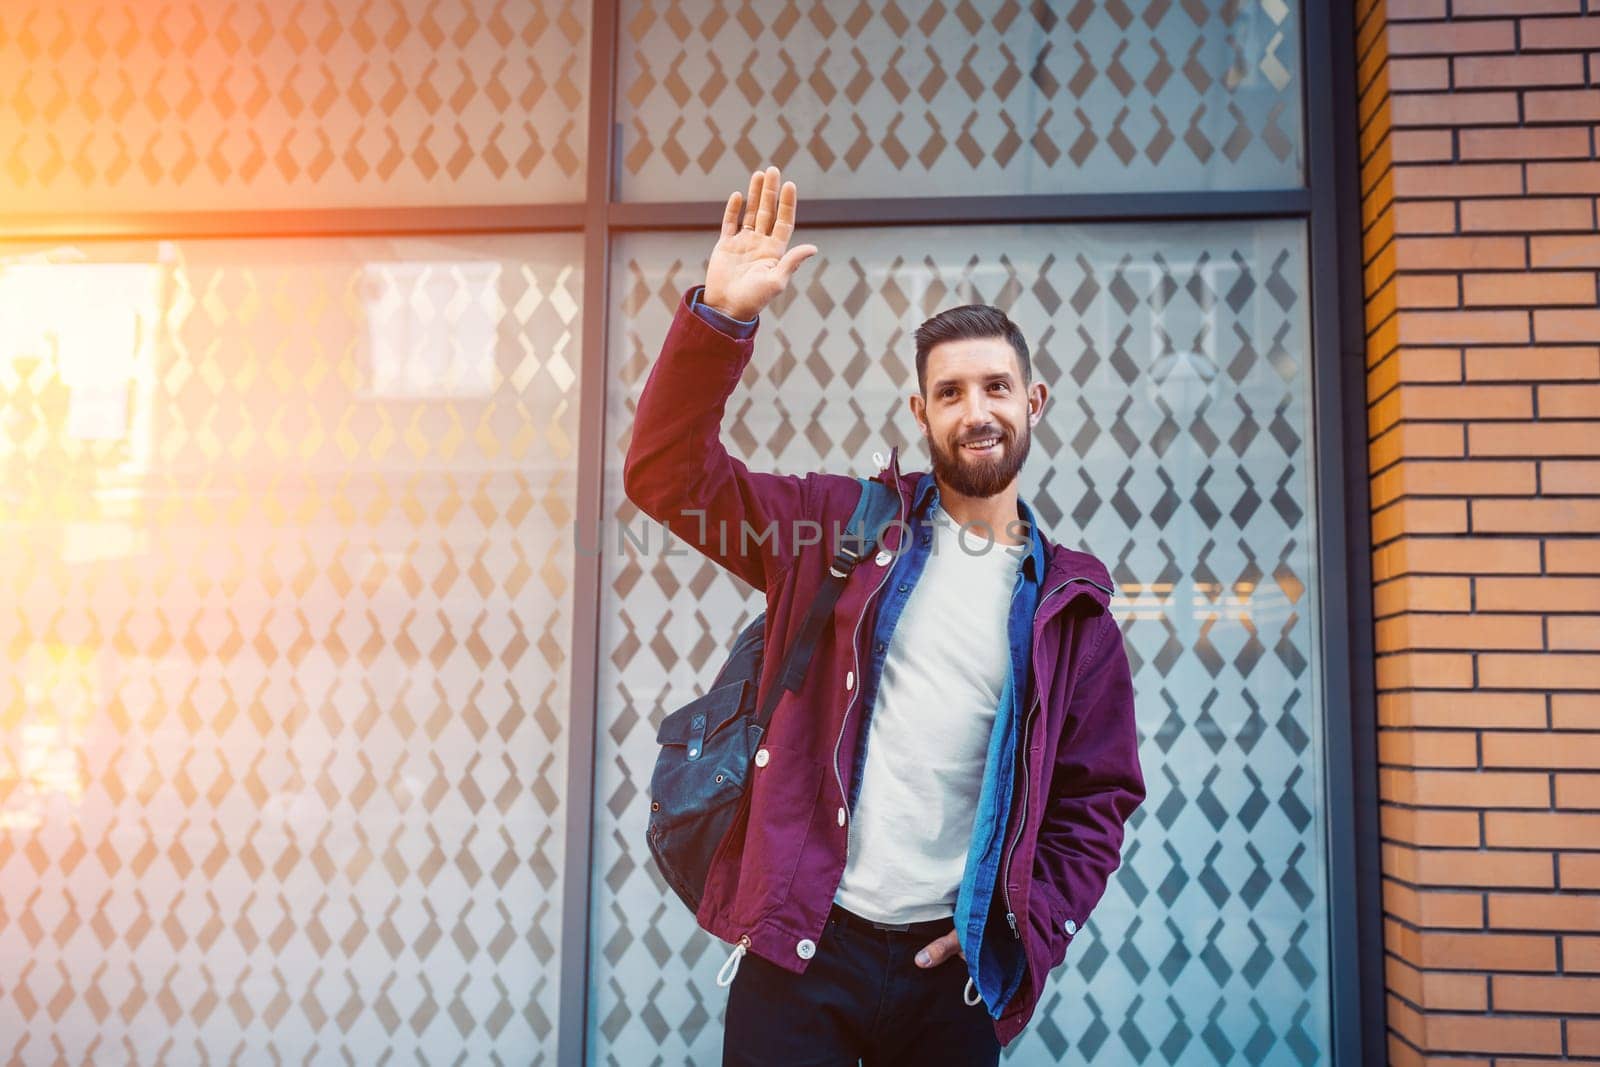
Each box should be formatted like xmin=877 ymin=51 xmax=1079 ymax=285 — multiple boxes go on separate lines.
xmin=646 ymin=476 xmax=901 ymax=914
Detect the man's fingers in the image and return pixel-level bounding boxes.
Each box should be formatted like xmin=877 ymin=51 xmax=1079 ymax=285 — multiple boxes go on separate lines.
xmin=914 ymin=929 xmax=963 ymax=968
xmin=721 ymin=191 xmax=743 ymax=237
xmin=755 ymin=164 xmax=780 ymax=235
xmin=772 ymin=180 xmax=798 ymax=244
xmin=742 ymin=170 xmax=762 ymax=230
xmin=777 ymin=244 xmax=818 ymax=284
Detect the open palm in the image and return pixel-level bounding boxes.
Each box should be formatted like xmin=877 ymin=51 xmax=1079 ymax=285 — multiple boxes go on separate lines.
xmin=702 ymin=165 xmax=819 ymax=322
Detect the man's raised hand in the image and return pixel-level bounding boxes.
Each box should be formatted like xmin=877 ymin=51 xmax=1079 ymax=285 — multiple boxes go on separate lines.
xmin=702 ymin=165 xmax=819 ymax=322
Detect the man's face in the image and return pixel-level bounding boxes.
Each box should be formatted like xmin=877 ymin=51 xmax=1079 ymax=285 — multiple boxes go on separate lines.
xmin=911 ymin=337 xmax=1045 ymax=499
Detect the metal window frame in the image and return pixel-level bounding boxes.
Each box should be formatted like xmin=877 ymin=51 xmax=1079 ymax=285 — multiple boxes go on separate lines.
xmin=0 ymin=0 xmax=1381 ymax=1062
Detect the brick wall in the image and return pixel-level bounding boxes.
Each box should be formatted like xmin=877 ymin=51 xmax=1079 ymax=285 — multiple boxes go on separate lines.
xmin=1358 ymin=0 xmax=1600 ymax=1062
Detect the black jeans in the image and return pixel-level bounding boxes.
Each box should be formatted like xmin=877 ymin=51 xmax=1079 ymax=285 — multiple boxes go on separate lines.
xmin=722 ymin=905 xmax=1002 ymax=1066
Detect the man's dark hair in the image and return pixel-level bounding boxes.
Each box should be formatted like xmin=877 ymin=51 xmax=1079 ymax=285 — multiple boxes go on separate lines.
xmin=913 ymin=305 xmax=1031 ymax=396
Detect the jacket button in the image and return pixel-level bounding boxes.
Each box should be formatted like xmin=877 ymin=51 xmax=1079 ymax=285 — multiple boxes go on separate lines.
xmin=845 ymin=671 xmax=854 ymax=691
xmin=754 ymin=748 xmax=770 ymax=768
xmin=796 ymin=938 xmax=816 ymax=960
xmin=875 ymin=549 xmax=892 ymax=566
xmin=837 ymin=807 xmax=846 ymax=826
xmin=1064 ymin=919 xmax=1077 ymax=936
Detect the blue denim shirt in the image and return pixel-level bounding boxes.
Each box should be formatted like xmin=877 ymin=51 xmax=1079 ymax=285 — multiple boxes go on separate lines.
xmin=846 ymin=472 xmax=1044 ymax=1016
xmin=692 ymin=290 xmax=1044 ymax=1014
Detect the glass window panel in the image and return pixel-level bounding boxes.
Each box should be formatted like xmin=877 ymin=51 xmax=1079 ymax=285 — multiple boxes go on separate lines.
xmin=2 ymin=1 xmax=588 ymax=213
xmin=592 ymin=220 xmax=1327 ymax=1063
xmin=0 ymin=233 xmax=581 ymax=1062
xmin=617 ymin=0 xmax=1303 ymax=201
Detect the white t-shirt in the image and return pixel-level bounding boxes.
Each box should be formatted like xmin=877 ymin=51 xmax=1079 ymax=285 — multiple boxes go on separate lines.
xmin=833 ymin=502 xmax=1025 ymax=924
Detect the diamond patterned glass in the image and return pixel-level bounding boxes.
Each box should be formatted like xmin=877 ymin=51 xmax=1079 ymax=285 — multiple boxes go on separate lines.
xmin=2 ymin=0 xmax=588 ymax=213
xmin=592 ymin=221 xmax=1328 ymax=1064
xmin=617 ymin=0 xmax=1303 ymax=200
xmin=0 ymin=234 xmax=582 ymax=1062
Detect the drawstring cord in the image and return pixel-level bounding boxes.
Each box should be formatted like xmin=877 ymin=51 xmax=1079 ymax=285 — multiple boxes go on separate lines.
xmin=963 ymin=976 xmax=983 ymax=1007
xmin=716 ymin=938 xmax=749 ymax=988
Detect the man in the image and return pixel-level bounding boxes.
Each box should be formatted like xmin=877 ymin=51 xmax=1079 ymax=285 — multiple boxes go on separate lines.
xmin=623 ymin=165 xmax=1145 ymax=1066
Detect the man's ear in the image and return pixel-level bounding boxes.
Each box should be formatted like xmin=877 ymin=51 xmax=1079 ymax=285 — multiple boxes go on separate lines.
xmin=908 ymin=392 xmax=928 ymax=436
xmin=1028 ymin=380 xmax=1048 ymax=426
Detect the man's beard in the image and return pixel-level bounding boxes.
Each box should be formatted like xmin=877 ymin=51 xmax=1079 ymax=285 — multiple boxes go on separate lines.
xmin=927 ymin=418 xmax=1031 ymax=498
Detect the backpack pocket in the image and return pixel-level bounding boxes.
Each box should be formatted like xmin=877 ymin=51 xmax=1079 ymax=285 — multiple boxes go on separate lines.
xmin=647 ymin=679 xmax=762 ymax=911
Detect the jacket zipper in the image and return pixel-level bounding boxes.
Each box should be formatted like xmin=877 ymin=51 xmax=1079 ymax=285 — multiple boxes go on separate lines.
xmin=830 ymin=471 xmax=906 ymax=850
xmin=1001 ymin=574 xmax=1114 ymax=939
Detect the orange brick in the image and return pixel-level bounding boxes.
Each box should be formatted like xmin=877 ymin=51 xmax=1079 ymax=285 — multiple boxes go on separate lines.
xmin=1477 ymin=577 xmax=1600 ymax=612
xmin=1534 ymin=307 xmax=1600 ymax=342
xmin=1391 ymin=57 xmax=1451 ymax=91
xmin=1489 ymin=892 xmax=1600 ymax=932
xmin=1525 ymin=90 xmax=1600 ymax=123
xmin=1370 ymin=424 xmax=1467 ymax=471
xmin=1549 ymin=541 xmax=1600 ymax=574
xmin=1392 ymin=129 xmax=1457 ymax=164
xmin=1522 ymin=17 xmax=1600 ymax=50
xmin=1398 ymin=311 xmax=1531 ymax=346
xmin=1424 ymin=1012 xmax=1562 ymax=1056
xmin=1453 ymin=53 xmax=1587 ymax=88
xmin=1455 ymin=0 xmax=1577 ymax=10
xmin=1531 ymin=235 xmax=1600 ymax=267
xmin=1395 ymin=199 xmax=1459 ymax=233
xmin=1389 ymin=21 xmax=1516 ymax=55
xmin=1556 ymin=694 xmax=1600 ymax=729
xmin=1483 ymin=731 xmax=1600 ymax=768
xmin=1551 ymin=616 xmax=1600 ymax=651
xmin=1539 ymin=383 xmax=1600 ymax=417
xmin=1373 ymin=498 xmax=1470 ymax=542
xmin=1557 ymin=774 xmax=1600 ymax=810
xmin=1383 ymin=804 xmax=1486 ymax=846
xmin=1408 ymin=929 xmax=1558 ymax=970
xmin=1479 ymin=652 xmax=1600 ymax=688
xmin=1383 ymin=768 xmax=1550 ymax=807
xmin=1396 ymin=236 xmax=1529 ymax=271
xmin=1373 ymin=536 xmax=1542 ymax=579
xmin=1563 ymin=853 xmax=1600 ymax=887
xmin=1374 ymin=575 xmax=1474 ymax=616
xmin=1380 ymin=729 xmax=1482 ymax=767
xmin=1465 ymin=345 xmax=1600 ymax=380
xmin=1463 ymin=271 xmax=1596 ymax=307
xmin=1387 ymin=0 xmax=1446 ymax=16
xmin=1379 ymin=691 xmax=1546 ymax=731
xmin=1567 ymin=935 xmax=1600 ymax=972
xmin=1469 ymin=420 xmax=1600 ymax=457
xmin=1378 ymin=651 xmax=1476 ymax=689
xmin=1370 ymin=346 xmax=1466 ymax=392
xmin=1485 ymin=810 xmax=1600 ymax=848
xmin=1389 ymin=844 xmax=1556 ymax=889
xmin=1387 ymin=385 xmax=1535 ymax=421
xmin=1529 ymin=161 xmax=1600 ymax=195
xmin=1544 ymin=460 xmax=1600 ymax=494
xmin=1393 ymin=93 xmax=1520 ymax=128
xmin=1576 ymin=1018 xmax=1600 ymax=1057
xmin=1371 ymin=459 xmax=1535 ymax=504
xmin=1386 ymin=954 xmax=1489 ymax=1009
xmin=1385 ymin=881 xmax=1487 ymax=929
xmin=1460 ymin=197 xmax=1595 ymax=232
xmin=1396 ymin=275 xmax=1461 ymax=308
xmin=1378 ymin=613 xmax=1544 ymax=651
xmin=1491 ymin=974 xmax=1600 ymax=1014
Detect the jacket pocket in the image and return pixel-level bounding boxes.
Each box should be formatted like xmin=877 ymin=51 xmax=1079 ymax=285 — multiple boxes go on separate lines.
xmin=733 ymin=746 xmax=826 ymax=926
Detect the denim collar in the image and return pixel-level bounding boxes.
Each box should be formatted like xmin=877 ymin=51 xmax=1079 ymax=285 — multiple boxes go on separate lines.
xmin=910 ymin=471 xmax=1047 ymax=583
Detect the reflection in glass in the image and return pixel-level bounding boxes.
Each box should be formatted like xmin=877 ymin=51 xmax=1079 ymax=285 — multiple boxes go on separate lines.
xmin=0 ymin=235 xmax=580 ymax=1062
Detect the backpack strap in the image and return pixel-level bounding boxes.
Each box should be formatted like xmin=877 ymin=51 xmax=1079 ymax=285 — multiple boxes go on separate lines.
xmin=755 ymin=477 xmax=900 ymax=730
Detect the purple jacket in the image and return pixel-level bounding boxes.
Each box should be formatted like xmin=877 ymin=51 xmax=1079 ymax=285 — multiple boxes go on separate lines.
xmin=623 ymin=288 xmax=1146 ymax=1046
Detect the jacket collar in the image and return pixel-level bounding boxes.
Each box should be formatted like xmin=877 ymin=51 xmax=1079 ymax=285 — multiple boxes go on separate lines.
xmin=876 ymin=441 xmax=1113 ymax=601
